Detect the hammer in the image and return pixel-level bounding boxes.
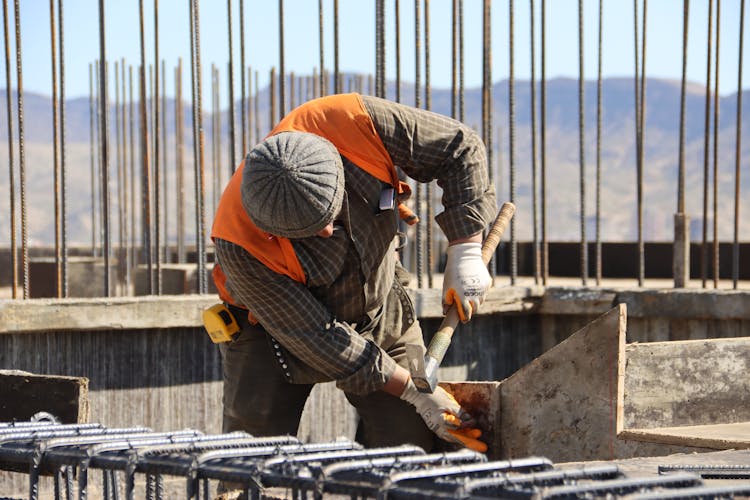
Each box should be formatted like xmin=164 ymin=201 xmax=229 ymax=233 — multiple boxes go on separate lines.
xmin=408 ymin=202 xmax=516 ymax=393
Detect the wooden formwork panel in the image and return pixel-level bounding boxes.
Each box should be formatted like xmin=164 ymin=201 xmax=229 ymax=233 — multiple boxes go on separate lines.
xmin=0 ymin=370 xmax=89 ymax=423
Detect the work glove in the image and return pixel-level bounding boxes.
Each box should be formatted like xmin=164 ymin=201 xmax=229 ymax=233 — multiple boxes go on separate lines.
xmin=400 ymin=379 xmax=488 ymax=453
xmin=442 ymin=242 xmax=492 ymax=322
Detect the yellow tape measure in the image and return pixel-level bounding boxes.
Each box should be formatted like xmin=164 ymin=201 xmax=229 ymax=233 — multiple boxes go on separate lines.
xmin=202 ymin=303 xmax=240 ymax=343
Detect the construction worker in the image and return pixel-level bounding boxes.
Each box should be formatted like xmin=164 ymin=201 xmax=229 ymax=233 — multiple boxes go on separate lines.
xmin=211 ymin=93 xmax=496 ymax=453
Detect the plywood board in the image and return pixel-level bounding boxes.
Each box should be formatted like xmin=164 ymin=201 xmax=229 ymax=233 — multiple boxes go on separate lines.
xmin=499 ymin=304 xmax=626 ymax=462
xmin=624 ymin=337 xmax=750 ymax=429
xmin=619 ymin=422 xmax=750 ymax=450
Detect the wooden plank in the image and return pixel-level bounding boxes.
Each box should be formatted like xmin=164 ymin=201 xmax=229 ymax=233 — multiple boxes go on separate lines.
xmin=620 ymin=422 xmax=750 ymax=450
xmin=498 ymin=304 xmax=627 ymax=462
xmin=623 ymin=337 xmax=750 ymax=429
xmin=0 ymin=370 xmax=89 ymax=424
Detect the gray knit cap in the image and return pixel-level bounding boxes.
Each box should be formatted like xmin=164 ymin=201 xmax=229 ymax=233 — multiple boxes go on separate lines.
xmin=241 ymin=131 xmax=345 ymax=239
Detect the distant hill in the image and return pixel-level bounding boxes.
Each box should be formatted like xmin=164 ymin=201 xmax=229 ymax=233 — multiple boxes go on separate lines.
xmin=0 ymin=76 xmax=748 ymax=246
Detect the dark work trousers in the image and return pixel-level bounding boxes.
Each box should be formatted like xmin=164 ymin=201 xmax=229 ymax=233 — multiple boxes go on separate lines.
xmin=219 ymin=276 xmax=436 ymax=451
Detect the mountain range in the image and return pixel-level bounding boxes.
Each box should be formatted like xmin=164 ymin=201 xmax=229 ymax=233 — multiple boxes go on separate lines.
xmin=0 ymin=75 xmax=748 ymax=246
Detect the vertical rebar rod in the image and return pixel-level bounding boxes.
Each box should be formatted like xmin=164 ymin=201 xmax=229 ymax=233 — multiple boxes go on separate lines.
xmin=212 ymin=65 xmax=220 ymax=216
xmin=395 ymin=0 xmax=401 ymax=103
xmin=712 ymin=0 xmax=721 ymax=288
xmin=96 ymin=60 xmax=104 ymax=269
xmin=58 ymin=0 xmax=68 ymax=296
xmin=675 ymin=0 xmax=690 ymax=288
xmin=414 ymin=0 xmax=422 ymax=288
xmin=451 ymin=0 xmax=457 ymax=118
xmin=139 ymin=0 xmax=153 ymax=295
xmin=3 ymin=0 xmax=17 ymax=298
xmin=279 ymin=0 xmax=286 ymax=116
xmin=633 ymin=0 xmax=643 ymax=287
xmin=702 ymin=0 xmax=713 ymax=288
xmin=639 ymin=0 xmax=647 ymax=286
xmin=578 ymin=0 xmax=587 ymax=286
xmin=129 ymin=65 xmax=136 ymax=277
xmin=482 ymin=0 xmax=500 ymax=278
xmin=289 ymin=71 xmax=295 ymax=109
xmin=190 ymin=0 xmax=207 ymax=293
xmin=376 ymin=0 xmax=385 ymax=98
xmin=239 ymin=0 xmax=246 ymax=155
xmin=49 ymin=0 xmax=62 ymax=297
xmin=596 ymin=0 xmax=603 ymax=285
xmin=161 ymin=59 xmax=167 ymax=263
xmin=14 ymin=0 xmax=27 ymax=298
xmin=176 ymin=59 xmax=185 ymax=264
xmin=334 ymin=0 xmax=340 ymax=94
xmin=254 ymin=69 xmax=260 ymax=139
xmin=98 ymin=0 xmax=111 ymax=296
xmin=227 ymin=0 xmax=237 ymax=173
xmin=530 ymin=0 xmax=540 ymax=285
xmin=251 ymin=66 xmax=258 ymax=145
xmin=733 ymin=0 xmax=744 ymax=289
xmin=123 ymin=58 xmax=130 ymax=289
xmin=270 ymin=67 xmax=277 ymax=126
xmin=89 ymin=63 xmax=97 ymax=260
xmin=424 ymin=0 xmax=434 ymax=287
xmin=506 ymin=0 xmax=514 ymax=283
xmin=458 ymin=0 xmax=464 ymax=122
xmin=115 ymin=62 xmax=124 ymax=294
xmin=154 ymin=0 xmax=162 ymax=293
xmin=318 ymin=0 xmax=324 ymax=97
xmin=541 ymin=0 xmax=548 ymax=284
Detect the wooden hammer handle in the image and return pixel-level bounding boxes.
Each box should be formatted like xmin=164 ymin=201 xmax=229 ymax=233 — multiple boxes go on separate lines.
xmin=425 ymin=202 xmax=516 ymax=364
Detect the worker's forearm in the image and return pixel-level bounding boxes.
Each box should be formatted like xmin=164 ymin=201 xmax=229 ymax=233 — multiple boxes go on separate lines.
xmin=382 ymin=365 xmax=411 ymax=397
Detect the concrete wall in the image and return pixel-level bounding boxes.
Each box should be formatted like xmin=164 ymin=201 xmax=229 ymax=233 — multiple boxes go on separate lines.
xmin=1 ymin=286 xmax=749 ymax=444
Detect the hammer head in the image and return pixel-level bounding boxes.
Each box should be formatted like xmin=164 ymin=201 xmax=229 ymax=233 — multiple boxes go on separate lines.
xmin=405 ymin=344 xmax=439 ymax=393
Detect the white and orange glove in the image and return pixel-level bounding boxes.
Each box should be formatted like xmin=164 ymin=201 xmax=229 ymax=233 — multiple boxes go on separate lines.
xmin=442 ymin=242 xmax=492 ymax=322
xmin=400 ymin=378 xmax=487 ymax=453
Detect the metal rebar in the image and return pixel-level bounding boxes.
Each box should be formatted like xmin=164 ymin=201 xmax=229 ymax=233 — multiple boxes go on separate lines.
xmin=279 ymin=0 xmax=286 ymax=116
xmin=58 ymin=0 xmax=68 ymax=297
xmin=506 ymin=0 xmax=514 ymax=284
xmin=639 ymin=0 xmax=647 ymax=286
xmin=458 ymin=0 xmax=464 ymax=123
xmin=139 ymin=0 xmax=153 ymax=295
xmin=531 ymin=0 xmax=540 ymax=285
xmin=254 ymin=69 xmax=260 ymax=141
xmin=176 ymin=59 xmax=185 ymax=264
xmin=541 ymin=0 xmax=548 ymax=285
xmin=578 ymin=0 xmax=587 ymax=286
xmin=334 ymin=0 xmax=340 ymax=94
xmin=154 ymin=0 xmax=162 ymax=294
xmin=451 ymin=0 xmax=457 ymax=118
xmin=3 ymin=0 xmax=16 ymax=298
xmin=115 ymin=61 xmax=124 ymax=294
xmin=123 ymin=58 xmax=131 ymax=290
xmin=702 ymin=0 xmax=713 ymax=288
xmin=129 ymin=65 xmax=136 ymax=280
xmin=712 ymin=0 xmax=721 ymax=288
xmin=425 ymin=0 xmax=433 ymax=288
xmin=270 ymin=66 xmax=276 ymax=127
xmin=98 ymin=0 xmax=111 ymax=297
xmin=318 ymin=0 xmax=324 ymax=97
xmin=239 ymin=0 xmax=246 ymax=155
xmin=596 ymin=0 xmax=603 ymax=285
xmin=251 ymin=66 xmax=258 ymax=145
xmin=227 ymin=0 xmax=237 ymax=173
xmin=674 ymin=0 xmax=690 ymax=288
xmin=161 ymin=59 xmax=167 ymax=264
xmin=376 ymin=0 xmax=385 ymax=98
xmin=733 ymin=0 xmax=744 ymax=289
xmin=50 ymin=0 xmax=62 ymax=297
xmin=88 ymin=63 xmax=97 ymax=261
xmin=414 ymin=0 xmax=422 ymax=288
xmin=633 ymin=0 xmax=643 ymax=287
xmin=191 ymin=0 xmax=207 ymax=293
xmin=395 ymin=0 xmax=401 ymax=103
xmin=213 ymin=65 xmax=221 ymax=217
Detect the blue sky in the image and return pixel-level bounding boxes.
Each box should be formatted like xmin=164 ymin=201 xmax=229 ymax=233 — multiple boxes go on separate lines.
xmin=8 ymin=0 xmax=750 ymax=103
